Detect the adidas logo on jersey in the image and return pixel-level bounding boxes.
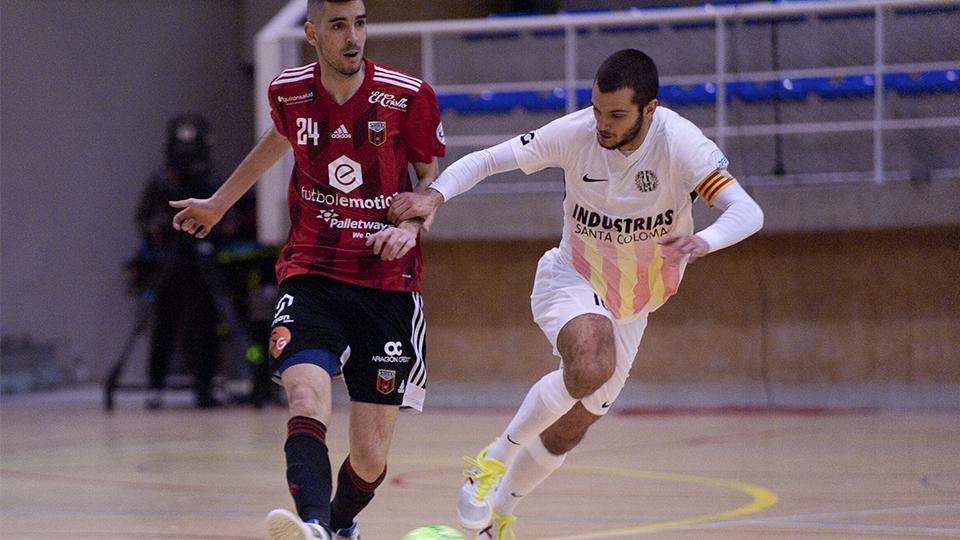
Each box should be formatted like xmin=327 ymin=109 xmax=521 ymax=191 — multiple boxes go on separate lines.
xmin=331 ymin=124 xmax=352 ymax=139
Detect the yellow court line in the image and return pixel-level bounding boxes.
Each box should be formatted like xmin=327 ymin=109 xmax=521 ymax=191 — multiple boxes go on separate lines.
xmin=539 ymin=465 xmax=779 ymax=540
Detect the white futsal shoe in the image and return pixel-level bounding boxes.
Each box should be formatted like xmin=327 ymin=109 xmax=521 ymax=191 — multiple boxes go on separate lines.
xmin=265 ymin=508 xmax=332 ymax=540
xmin=477 ymin=512 xmax=516 ymax=540
xmin=457 ymin=444 xmax=507 ymax=529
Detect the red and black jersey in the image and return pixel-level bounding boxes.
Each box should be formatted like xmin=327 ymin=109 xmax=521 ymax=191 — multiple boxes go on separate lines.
xmin=268 ymin=59 xmax=445 ymax=291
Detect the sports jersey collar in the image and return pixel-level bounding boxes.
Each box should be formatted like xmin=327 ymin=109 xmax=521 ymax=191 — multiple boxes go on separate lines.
xmin=315 ymin=58 xmax=375 ymax=108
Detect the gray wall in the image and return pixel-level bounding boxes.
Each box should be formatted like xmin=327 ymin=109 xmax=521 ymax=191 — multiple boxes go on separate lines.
xmin=0 ymin=0 xmax=273 ymax=380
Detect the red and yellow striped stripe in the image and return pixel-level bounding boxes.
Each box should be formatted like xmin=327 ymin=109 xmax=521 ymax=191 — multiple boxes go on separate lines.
xmin=695 ymin=170 xmax=736 ymax=206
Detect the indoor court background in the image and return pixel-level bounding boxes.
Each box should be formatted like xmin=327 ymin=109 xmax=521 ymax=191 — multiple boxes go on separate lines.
xmin=2 ymin=0 xmax=959 ymax=538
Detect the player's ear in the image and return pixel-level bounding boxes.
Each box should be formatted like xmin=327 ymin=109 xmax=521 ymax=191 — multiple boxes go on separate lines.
xmin=303 ymin=21 xmax=319 ymax=47
xmin=643 ymin=99 xmax=658 ymax=119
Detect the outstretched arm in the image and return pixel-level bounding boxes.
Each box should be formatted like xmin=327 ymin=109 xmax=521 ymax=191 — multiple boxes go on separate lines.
xmin=387 ymin=139 xmax=520 ymax=227
xmin=170 ymin=126 xmax=291 ymax=238
xmin=659 ymin=181 xmax=764 ymax=266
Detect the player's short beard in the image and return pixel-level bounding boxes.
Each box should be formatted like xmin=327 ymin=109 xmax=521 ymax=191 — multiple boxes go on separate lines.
xmin=320 ymin=47 xmax=363 ymax=77
xmin=599 ymin=114 xmax=645 ymax=150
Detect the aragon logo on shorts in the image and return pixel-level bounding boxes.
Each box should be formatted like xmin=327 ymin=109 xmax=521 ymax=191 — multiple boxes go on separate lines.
xmin=270 ymin=326 xmax=292 ymax=359
xmin=384 ymin=341 xmax=403 ymax=356
xmin=376 ymin=369 xmax=396 ymax=395
xmin=372 ymin=341 xmax=411 ymax=364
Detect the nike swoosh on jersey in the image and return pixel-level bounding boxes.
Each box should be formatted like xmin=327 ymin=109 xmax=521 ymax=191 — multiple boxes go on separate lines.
xmin=582 ymin=175 xmax=608 ymax=182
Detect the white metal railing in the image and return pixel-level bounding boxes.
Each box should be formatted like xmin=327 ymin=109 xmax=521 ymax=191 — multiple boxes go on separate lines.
xmin=254 ymin=0 xmax=960 ymax=244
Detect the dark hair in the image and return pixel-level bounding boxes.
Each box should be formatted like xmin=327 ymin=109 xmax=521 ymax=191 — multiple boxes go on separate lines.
xmin=595 ymin=49 xmax=659 ymax=108
xmin=307 ymin=0 xmax=357 ymax=20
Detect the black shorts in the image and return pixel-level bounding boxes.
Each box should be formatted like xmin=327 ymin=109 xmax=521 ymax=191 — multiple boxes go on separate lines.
xmin=270 ymin=274 xmax=426 ymax=411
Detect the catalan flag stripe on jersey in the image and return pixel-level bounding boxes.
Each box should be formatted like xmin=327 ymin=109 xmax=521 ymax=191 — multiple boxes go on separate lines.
xmin=695 ymin=170 xmax=735 ymax=206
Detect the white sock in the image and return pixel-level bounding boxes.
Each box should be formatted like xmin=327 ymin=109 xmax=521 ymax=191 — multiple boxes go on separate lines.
xmin=491 ymin=436 xmax=566 ymax=516
xmin=486 ymin=370 xmax=577 ymax=466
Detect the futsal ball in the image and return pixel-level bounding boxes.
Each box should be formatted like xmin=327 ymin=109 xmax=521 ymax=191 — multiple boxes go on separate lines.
xmin=402 ymin=524 xmax=465 ymax=540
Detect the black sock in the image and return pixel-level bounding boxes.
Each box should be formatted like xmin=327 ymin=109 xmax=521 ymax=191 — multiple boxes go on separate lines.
xmin=284 ymin=416 xmax=332 ymax=526
xmin=330 ymin=455 xmax=386 ymax=531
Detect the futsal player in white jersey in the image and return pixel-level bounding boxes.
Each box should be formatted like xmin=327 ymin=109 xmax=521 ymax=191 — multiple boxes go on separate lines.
xmin=389 ymin=49 xmax=764 ymax=539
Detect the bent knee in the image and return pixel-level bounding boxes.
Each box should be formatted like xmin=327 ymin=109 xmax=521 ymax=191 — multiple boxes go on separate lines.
xmin=558 ymin=317 xmax=617 ymax=398
xmin=563 ymin=355 xmax=616 ymax=399
xmin=348 ymin=453 xmax=387 ymax=482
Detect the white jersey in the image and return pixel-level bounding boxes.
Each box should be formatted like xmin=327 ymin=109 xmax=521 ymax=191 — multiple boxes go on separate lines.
xmin=510 ymin=106 xmax=734 ymax=320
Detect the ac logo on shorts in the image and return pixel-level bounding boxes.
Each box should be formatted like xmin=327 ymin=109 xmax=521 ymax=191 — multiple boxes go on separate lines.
xmin=376 ymin=369 xmax=396 ymax=395
xmin=384 ymin=341 xmax=402 ymax=356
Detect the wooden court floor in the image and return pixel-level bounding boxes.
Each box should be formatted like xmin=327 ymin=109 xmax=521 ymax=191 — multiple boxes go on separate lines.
xmin=2 ymin=401 xmax=959 ymax=539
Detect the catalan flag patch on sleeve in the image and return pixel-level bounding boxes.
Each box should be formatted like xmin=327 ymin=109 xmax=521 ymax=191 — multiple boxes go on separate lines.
xmin=695 ymin=169 xmax=736 ymax=206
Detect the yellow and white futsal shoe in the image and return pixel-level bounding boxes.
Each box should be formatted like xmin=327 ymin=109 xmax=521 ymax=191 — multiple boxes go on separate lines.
xmin=457 ymin=444 xmax=507 ymax=529
xmin=265 ymin=508 xmax=332 ymax=540
xmin=476 ymin=512 xmax=516 ymax=540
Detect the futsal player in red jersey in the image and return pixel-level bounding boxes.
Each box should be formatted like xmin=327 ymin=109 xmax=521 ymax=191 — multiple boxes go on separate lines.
xmin=169 ymin=1 xmax=444 ymax=538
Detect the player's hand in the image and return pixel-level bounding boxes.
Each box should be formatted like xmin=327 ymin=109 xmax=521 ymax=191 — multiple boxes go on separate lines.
xmin=658 ymin=232 xmax=710 ymax=266
xmin=387 ymin=189 xmax=443 ymax=232
xmin=366 ymin=224 xmax=418 ymax=261
xmin=169 ymin=198 xmax=226 ymax=239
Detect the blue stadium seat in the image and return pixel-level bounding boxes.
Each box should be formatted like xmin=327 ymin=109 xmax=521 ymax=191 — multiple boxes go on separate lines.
xmin=684 ymin=82 xmax=718 ymax=104
xmin=728 ymin=80 xmax=778 ymax=103
xmin=576 ymin=87 xmax=592 ymax=108
xmin=743 ymin=14 xmax=806 ymax=26
xmin=437 ymin=92 xmax=511 ymax=114
xmin=776 ymin=78 xmax=815 ymax=100
xmin=894 ymin=5 xmax=960 ymax=16
xmin=920 ymin=69 xmax=960 ymax=93
xmin=658 ymin=84 xmax=690 ymax=106
xmin=528 ymin=8 xmax=607 ymax=37
xmin=518 ymin=89 xmax=567 ymax=111
xmin=438 ymin=69 xmax=958 ymax=114
xmin=671 ymin=20 xmax=716 ymax=30
xmin=810 ymin=75 xmax=875 ymax=99
xmin=816 ymin=10 xmax=874 ymax=21
xmin=437 ymin=93 xmax=471 ymax=114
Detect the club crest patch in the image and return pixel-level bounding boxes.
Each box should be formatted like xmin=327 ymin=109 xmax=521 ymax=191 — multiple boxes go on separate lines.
xmin=635 ymin=170 xmax=659 ymax=193
xmin=368 ymin=121 xmax=387 ymax=147
xmin=376 ymin=369 xmax=396 ymax=395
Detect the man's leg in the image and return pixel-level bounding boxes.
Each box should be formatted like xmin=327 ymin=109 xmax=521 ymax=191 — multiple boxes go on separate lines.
xmin=485 ymin=314 xmax=615 ymax=465
xmin=146 ymin=275 xmax=177 ymax=407
xmin=329 ymin=402 xmax=399 ymax=532
xmin=279 ymin=362 xmax=334 ymax=528
xmin=490 ymin=403 xmax=600 ymax=518
xmin=184 ymin=285 xmax=221 ymax=408
xmin=461 ymin=314 xmax=616 ymax=530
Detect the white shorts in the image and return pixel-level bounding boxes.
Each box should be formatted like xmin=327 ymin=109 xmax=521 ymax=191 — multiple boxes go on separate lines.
xmin=530 ymin=248 xmax=648 ymax=416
